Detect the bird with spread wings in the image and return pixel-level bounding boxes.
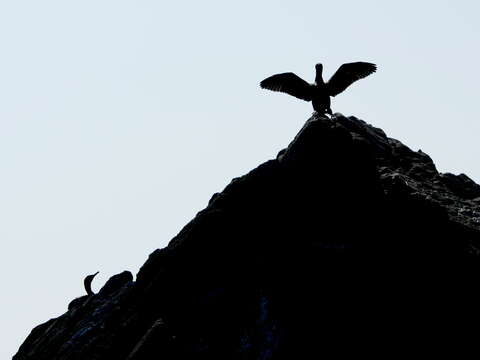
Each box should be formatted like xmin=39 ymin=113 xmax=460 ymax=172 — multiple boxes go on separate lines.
xmin=260 ymin=62 xmax=376 ymax=115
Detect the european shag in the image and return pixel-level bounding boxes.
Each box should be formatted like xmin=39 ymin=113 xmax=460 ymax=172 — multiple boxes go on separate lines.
xmin=84 ymin=271 xmax=99 ymax=296
xmin=260 ymin=62 xmax=377 ymax=115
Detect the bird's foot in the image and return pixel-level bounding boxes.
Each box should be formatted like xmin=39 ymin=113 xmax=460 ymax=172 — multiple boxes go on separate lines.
xmin=312 ymin=111 xmax=332 ymax=120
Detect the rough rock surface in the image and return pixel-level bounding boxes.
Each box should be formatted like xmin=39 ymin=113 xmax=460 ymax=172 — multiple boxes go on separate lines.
xmin=14 ymin=114 xmax=480 ymax=359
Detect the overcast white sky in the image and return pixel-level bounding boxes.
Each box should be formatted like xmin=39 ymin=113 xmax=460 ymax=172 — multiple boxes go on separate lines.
xmin=2 ymin=0 xmax=480 ymax=357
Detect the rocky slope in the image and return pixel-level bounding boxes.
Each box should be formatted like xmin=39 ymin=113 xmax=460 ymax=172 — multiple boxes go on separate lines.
xmin=14 ymin=114 xmax=480 ymax=359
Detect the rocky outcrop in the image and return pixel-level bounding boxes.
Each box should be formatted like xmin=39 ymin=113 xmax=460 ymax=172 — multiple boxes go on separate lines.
xmin=14 ymin=114 xmax=480 ymax=359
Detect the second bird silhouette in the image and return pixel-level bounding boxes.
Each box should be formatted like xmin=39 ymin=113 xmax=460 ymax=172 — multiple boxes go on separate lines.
xmin=260 ymin=62 xmax=376 ymax=115
xmin=84 ymin=271 xmax=99 ymax=296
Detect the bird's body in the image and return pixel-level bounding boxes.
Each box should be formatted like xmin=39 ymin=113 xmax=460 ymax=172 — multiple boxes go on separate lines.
xmin=311 ymin=86 xmax=331 ymax=114
xmin=260 ymin=62 xmax=376 ymax=115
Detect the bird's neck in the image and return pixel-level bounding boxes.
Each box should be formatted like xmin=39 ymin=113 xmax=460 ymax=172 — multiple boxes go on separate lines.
xmin=315 ymin=66 xmax=324 ymax=85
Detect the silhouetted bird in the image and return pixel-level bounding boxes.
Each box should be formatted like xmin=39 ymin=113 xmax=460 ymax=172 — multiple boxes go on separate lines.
xmin=84 ymin=271 xmax=99 ymax=296
xmin=260 ymin=62 xmax=377 ymax=115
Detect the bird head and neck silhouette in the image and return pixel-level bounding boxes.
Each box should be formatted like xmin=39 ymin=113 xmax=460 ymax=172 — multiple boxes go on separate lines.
xmin=314 ymin=63 xmax=324 ymax=85
xmin=260 ymin=62 xmax=376 ymax=115
xmin=84 ymin=271 xmax=99 ymax=296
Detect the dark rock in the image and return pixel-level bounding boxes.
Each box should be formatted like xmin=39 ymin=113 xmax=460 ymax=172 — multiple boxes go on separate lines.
xmin=98 ymin=271 xmax=133 ymax=297
xmin=14 ymin=114 xmax=480 ymax=359
xmin=67 ymin=296 xmax=88 ymax=311
xmin=441 ymin=172 xmax=480 ymax=199
xmin=126 ymin=318 xmax=177 ymax=360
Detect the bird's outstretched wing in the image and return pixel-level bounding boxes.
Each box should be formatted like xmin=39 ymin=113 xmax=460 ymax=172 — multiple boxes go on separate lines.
xmin=260 ymin=73 xmax=313 ymax=101
xmin=326 ymin=62 xmax=377 ymax=97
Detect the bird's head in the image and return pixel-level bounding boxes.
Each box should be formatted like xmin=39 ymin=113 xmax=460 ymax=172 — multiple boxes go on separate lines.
xmin=87 ymin=271 xmax=99 ymax=280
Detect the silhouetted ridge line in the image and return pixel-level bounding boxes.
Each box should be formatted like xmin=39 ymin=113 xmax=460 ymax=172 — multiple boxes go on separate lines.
xmin=14 ymin=114 xmax=480 ymax=360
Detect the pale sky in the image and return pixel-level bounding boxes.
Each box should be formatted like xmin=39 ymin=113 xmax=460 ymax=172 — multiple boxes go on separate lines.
xmin=2 ymin=1 xmax=480 ymax=357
